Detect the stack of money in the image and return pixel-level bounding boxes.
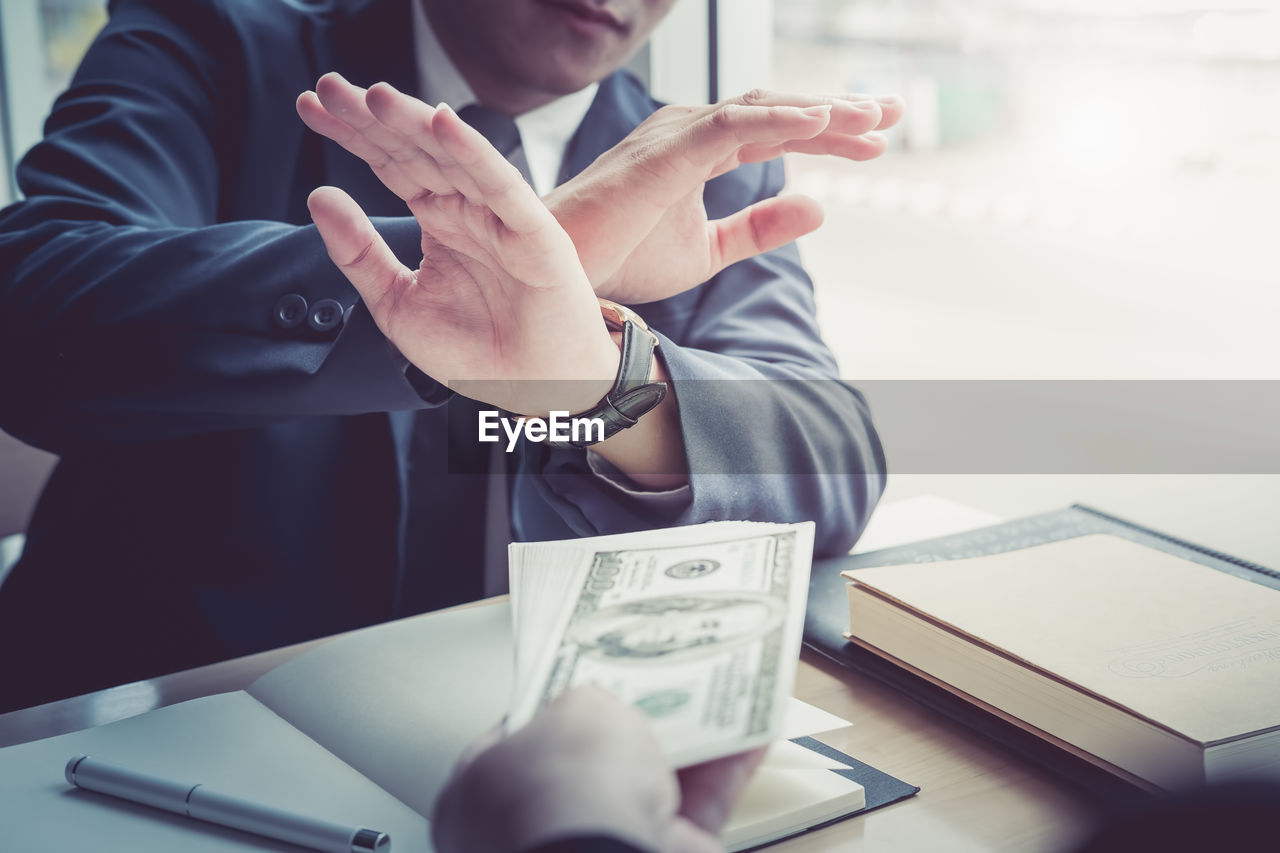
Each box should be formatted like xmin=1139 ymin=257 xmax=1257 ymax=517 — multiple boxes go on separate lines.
xmin=508 ymin=521 xmax=815 ymax=768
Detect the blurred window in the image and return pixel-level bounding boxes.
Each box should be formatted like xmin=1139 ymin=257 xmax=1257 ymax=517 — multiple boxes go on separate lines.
xmin=0 ymin=0 xmax=106 ymax=197
xmin=774 ymin=1 xmax=1280 ymax=378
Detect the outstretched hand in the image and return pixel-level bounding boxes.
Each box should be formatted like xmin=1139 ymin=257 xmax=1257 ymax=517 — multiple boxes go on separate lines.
xmin=547 ymin=90 xmax=902 ymax=303
xmin=299 ymin=75 xmax=901 ymax=305
xmin=299 ymin=77 xmax=618 ymax=416
xmin=432 ymin=687 xmax=767 ymax=853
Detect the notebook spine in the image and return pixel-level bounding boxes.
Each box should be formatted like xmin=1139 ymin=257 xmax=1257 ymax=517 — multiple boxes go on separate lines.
xmin=1071 ymin=504 xmax=1280 ymax=581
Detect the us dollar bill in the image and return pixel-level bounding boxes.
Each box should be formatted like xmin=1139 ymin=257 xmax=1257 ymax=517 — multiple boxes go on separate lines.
xmin=509 ymin=521 xmax=815 ymax=767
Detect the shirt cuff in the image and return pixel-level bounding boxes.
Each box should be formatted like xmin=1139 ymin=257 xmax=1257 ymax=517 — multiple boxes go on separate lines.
xmin=525 ymin=446 xmax=693 ymax=538
xmin=584 ymin=449 xmax=691 ymax=504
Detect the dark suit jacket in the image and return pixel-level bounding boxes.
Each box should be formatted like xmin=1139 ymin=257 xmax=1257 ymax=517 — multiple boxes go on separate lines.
xmin=0 ymin=0 xmax=884 ymax=711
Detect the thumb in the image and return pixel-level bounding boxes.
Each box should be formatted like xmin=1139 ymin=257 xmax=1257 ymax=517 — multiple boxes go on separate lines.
xmin=707 ymin=195 xmax=825 ymax=274
xmin=308 ymin=186 xmax=410 ymax=313
xmin=665 ymin=817 xmax=727 ymax=853
xmin=676 ymin=746 xmax=769 ymax=835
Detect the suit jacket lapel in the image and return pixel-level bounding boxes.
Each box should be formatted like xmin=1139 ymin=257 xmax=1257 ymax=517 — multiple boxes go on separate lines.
xmin=560 ymin=72 xmax=655 ymax=182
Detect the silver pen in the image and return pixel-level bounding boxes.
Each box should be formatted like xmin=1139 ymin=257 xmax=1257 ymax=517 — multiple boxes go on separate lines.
xmin=65 ymin=754 xmax=391 ymax=853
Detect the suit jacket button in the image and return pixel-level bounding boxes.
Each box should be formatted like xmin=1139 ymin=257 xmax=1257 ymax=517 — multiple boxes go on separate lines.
xmin=273 ymin=293 xmax=308 ymax=328
xmin=308 ymin=298 xmax=344 ymax=332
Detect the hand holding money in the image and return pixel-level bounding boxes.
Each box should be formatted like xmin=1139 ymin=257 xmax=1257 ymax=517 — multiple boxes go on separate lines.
xmin=432 ymin=687 xmax=768 ymax=853
xmin=507 ymin=521 xmax=816 ymax=767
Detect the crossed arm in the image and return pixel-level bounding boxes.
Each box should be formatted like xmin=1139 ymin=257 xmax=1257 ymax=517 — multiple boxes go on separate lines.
xmin=295 ymin=75 xmax=901 ymax=486
xmin=0 ymin=0 xmax=895 ymax=552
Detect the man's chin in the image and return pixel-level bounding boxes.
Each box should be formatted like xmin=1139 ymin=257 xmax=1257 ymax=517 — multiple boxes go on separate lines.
xmin=530 ymin=56 xmax=619 ymax=96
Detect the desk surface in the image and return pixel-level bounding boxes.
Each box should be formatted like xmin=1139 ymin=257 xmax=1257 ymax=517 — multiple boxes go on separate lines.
xmin=0 ymin=614 xmax=1101 ymax=853
xmin=0 ymin=498 xmax=1107 ymax=851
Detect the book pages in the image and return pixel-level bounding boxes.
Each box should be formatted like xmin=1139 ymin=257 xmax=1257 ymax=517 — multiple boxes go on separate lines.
xmin=845 ymin=534 xmax=1280 ymax=744
xmin=247 ymin=603 xmax=514 ymax=818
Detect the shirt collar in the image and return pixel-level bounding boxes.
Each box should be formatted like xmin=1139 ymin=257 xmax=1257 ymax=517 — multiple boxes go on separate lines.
xmin=511 ymin=83 xmax=600 ymax=145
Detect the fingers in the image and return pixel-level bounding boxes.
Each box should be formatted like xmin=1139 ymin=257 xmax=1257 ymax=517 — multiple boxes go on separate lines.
xmin=297 ymin=90 xmax=398 ymax=176
xmin=430 ymin=105 xmax=552 ymax=235
xmin=869 ymin=94 xmax=905 ymax=131
xmin=681 ymin=95 xmax=898 ymax=181
xmin=365 ymin=83 xmax=454 ymax=157
xmin=365 ymin=82 xmax=454 ymax=188
xmin=310 ymin=73 xmax=541 ymax=229
xmin=782 ymin=130 xmax=888 ymax=160
xmin=708 ymin=194 xmax=825 ymax=273
xmin=307 ymin=186 xmax=409 ymax=311
xmin=676 ymin=746 xmax=769 ymax=834
xmin=302 ymin=75 xmax=545 ymax=243
xmin=718 ymin=91 xmax=902 ymax=166
xmin=452 ymin=721 xmax=508 ymax=773
xmin=665 ymin=818 xmax=726 ymax=853
xmin=733 ymin=129 xmax=889 ymax=167
xmin=300 ymin=75 xmax=453 ymax=199
xmin=315 ymin=73 xmax=419 ymax=165
xmin=731 ymin=89 xmax=903 ymax=133
xmin=680 ymin=103 xmax=833 ymax=170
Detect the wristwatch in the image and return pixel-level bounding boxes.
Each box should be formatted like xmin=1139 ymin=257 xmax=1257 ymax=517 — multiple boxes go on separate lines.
xmin=548 ymin=298 xmax=668 ymax=449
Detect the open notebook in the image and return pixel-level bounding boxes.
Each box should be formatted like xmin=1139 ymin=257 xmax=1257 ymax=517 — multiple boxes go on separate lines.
xmin=0 ymin=602 xmax=878 ymax=852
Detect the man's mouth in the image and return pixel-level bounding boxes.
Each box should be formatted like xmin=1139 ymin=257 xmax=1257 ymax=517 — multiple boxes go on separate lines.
xmin=541 ymin=0 xmax=628 ymax=33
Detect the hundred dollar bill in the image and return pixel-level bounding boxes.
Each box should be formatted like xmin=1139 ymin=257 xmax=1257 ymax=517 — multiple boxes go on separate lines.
xmin=508 ymin=521 xmax=815 ymax=767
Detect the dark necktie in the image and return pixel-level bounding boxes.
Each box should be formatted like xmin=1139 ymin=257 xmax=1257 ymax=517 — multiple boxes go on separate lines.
xmin=457 ymin=104 xmax=533 ymax=185
xmin=398 ymin=104 xmax=529 ymax=616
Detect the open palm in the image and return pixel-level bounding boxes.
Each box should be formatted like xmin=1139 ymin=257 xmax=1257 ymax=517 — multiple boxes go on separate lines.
xmin=302 ymin=95 xmax=618 ymax=415
xmin=544 ymin=93 xmax=900 ymax=304
xmin=299 ymin=75 xmax=901 ymax=307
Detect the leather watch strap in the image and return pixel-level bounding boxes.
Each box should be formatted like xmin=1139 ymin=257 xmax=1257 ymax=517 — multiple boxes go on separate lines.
xmin=548 ymin=300 xmax=668 ymax=449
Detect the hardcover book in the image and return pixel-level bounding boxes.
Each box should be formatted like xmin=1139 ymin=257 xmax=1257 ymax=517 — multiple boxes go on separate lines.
xmin=805 ymin=505 xmax=1280 ymax=795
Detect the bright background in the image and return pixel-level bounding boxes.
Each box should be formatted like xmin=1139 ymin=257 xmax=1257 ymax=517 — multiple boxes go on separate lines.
xmin=773 ymin=0 xmax=1280 ymax=380
xmin=764 ymin=1 xmax=1279 ymax=566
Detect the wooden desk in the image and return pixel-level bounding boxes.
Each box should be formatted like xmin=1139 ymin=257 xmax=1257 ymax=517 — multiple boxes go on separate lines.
xmin=0 ymin=599 xmax=1101 ymax=853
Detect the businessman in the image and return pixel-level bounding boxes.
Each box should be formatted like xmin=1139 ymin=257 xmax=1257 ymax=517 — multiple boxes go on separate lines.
xmin=0 ymin=0 xmax=896 ymax=711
